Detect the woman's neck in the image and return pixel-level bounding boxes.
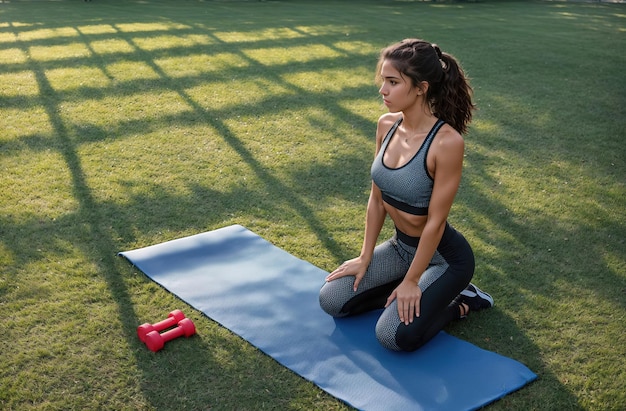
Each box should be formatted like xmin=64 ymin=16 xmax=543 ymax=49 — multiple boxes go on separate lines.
xmin=401 ymin=108 xmax=437 ymax=135
xmin=398 ymin=96 xmax=433 ymax=130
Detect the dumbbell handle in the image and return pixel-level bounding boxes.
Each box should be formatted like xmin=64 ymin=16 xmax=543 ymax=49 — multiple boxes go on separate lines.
xmin=137 ymin=310 xmax=185 ymax=342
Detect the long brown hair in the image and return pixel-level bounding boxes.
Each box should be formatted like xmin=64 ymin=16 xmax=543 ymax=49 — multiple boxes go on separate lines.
xmin=376 ymin=39 xmax=475 ymax=135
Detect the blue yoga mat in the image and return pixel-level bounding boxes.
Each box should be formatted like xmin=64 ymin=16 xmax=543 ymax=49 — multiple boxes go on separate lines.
xmin=120 ymin=224 xmax=536 ymax=411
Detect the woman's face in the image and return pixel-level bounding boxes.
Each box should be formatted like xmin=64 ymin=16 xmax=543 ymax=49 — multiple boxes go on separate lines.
xmin=378 ymin=59 xmax=421 ymax=113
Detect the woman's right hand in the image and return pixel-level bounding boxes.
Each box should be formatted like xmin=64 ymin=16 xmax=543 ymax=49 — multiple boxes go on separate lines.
xmin=325 ymin=256 xmax=369 ymax=292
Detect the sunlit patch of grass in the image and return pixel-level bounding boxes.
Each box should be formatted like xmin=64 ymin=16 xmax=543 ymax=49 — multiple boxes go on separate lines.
xmin=213 ymin=27 xmax=307 ymax=43
xmin=154 ymin=52 xmax=249 ymax=78
xmin=1 ymin=105 xmax=54 ymax=143
xmin=59 ymin=90 xmax=193 ymax=128
xmin=46 ymin=66 xmax=112 ymax=91
xmin=184 ymin=77 xmax=293 ymax=111
xmin=243 ymin=44 xmax=343 ymax=66
xmin=1 ymin=152 xmax=78 ymax=220
xmin=105 ymin=60 xmax=161 ymax=81
xmin=29 ymin=42 xmax=91 ymax=61
xmin=75 ymin=24 xmax=119 ymax=36
xmin=87 ymin=38 xmax=136 ymax=55
xmin=16 ymin=26 xmax=79 ymax=42
xmin=114 ymin=22 xmax=190 ymax=34
xmin=133 ymin=33 xmax=216 ymax=51
xmin=0 ymin=47 xmax=27 ymax=64
xmin=281 ymin=67 xmax=372 ymax=92
xmin=0 ymin=71 xmax=39 ymax=96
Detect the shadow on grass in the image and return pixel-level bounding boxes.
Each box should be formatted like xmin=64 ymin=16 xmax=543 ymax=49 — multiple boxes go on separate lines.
xmin=1 ymin=4 xmax=372 ymax=409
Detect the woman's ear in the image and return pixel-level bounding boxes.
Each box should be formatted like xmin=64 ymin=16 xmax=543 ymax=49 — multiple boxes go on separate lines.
xmin=417 ymin=81 xmax=430 ymax=96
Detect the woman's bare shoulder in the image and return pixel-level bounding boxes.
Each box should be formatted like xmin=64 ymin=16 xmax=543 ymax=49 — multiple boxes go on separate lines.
xmin=435 ymin=123 xmax=464 ymax=149
xmin=377 ymin=112 xmax=401 ymax=129
xmin=376 ymin=113 xmax=402 ymax=142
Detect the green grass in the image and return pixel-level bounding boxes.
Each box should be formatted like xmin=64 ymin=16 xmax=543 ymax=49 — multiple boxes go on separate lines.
xmin=1 ymin=0 xmax=624 ymax=409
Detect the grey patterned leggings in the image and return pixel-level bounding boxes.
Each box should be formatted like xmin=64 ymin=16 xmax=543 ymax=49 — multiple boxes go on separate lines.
xmin=319 ymin=223 xmax=474 ymax=351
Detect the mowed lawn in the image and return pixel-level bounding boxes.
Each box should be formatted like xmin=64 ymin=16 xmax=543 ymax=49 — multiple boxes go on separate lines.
xmin=1 ymin=1 xmax=624 ymax=410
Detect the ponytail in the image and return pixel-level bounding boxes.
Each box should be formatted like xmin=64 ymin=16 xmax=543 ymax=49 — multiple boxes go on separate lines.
xmin=431 ymin=49 xmax=475 ymax=135
xmin=378 ymin=39 xmax=476 ymax=135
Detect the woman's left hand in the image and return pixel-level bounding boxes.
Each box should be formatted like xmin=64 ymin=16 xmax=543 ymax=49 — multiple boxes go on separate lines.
xmin=385 ymin=279 xmax=422 ymax=325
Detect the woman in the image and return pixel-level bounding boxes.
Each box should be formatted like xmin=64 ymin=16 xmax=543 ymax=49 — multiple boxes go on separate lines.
xmin=319 ymin=39 xmax=493 ymax=352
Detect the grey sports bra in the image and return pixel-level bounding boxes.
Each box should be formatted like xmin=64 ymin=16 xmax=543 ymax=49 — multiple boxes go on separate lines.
xmin=371 ymin=118 xmax=445 ymax=215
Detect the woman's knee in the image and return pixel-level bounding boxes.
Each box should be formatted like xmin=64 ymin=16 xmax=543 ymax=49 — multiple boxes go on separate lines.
xmin=376 ymin=323 xmax=427 ymax=352
xmin=394 ymin=323 xmax=428 ymax=352
xmin=318 ymin=280 xmax=351 ymax=317
xmin=375 ymin=306 xmax=404 ymax=351
xmin=375 ymin=306 xmax=428 ymax=352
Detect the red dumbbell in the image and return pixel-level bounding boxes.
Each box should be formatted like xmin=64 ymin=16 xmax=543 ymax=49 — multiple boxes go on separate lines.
xmin=144 ymin=318 xmax=196 ymax=352
xmin=137 ymin=310 xmax=186 ymax=342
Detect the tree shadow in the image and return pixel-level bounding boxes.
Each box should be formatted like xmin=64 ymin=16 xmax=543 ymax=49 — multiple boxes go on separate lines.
xmin=1 ymin=4 xmax=378 ymax=409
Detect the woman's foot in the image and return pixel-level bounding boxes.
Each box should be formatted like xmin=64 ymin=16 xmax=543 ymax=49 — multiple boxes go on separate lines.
xmin=460 ymin=283 xmax=494 ymax=311
xmin=458 ymin=302 xmax=469 ymax=319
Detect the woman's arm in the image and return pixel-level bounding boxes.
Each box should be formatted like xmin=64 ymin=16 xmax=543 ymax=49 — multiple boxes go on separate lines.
xmin=406 ymin=128 xmax=464 ymax=282
xmin=386 ymin=126 xmax=465 ymax=324
xmin=324 ymin=182 xmax=387 ymax=289
xmin=325 ymin=115 xmax=397 ymax=289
